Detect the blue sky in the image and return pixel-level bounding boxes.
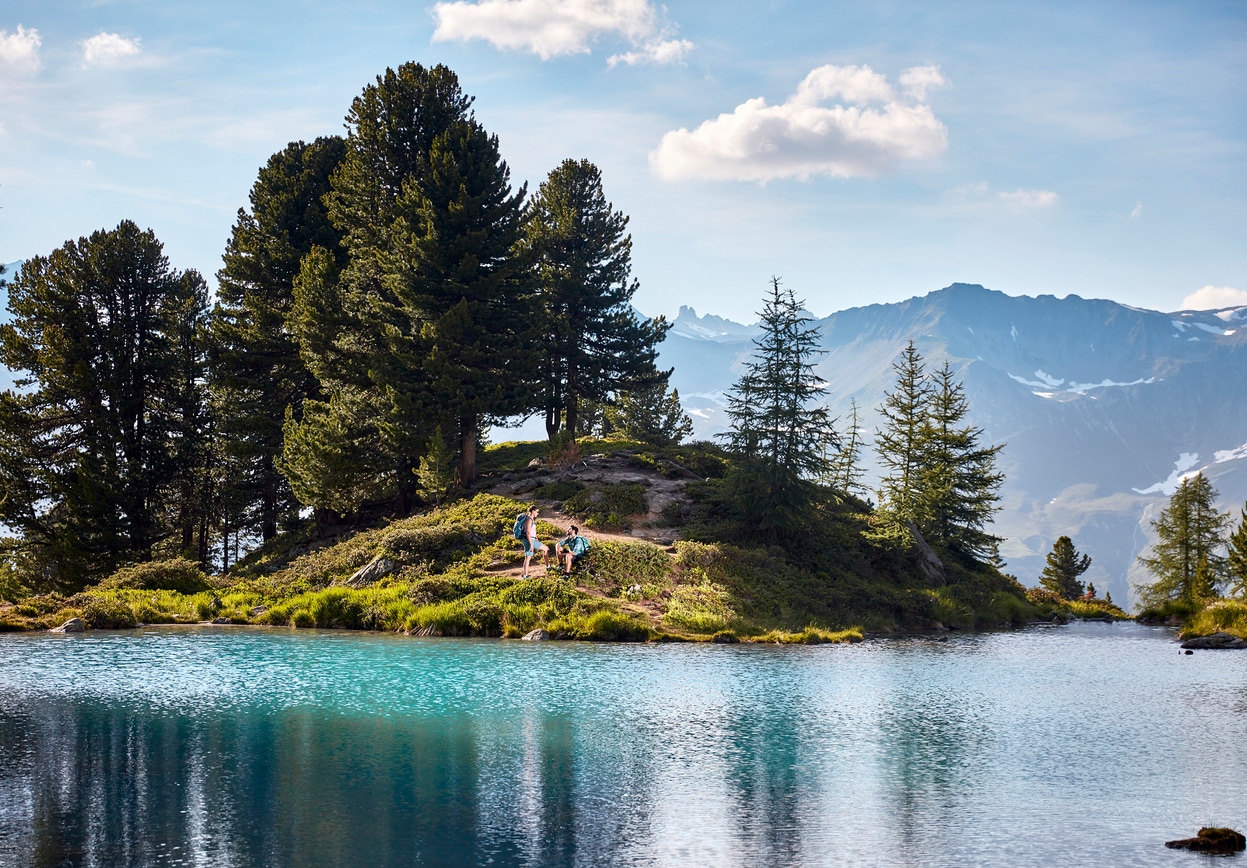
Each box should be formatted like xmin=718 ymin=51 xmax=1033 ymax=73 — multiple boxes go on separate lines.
xmin=1 ymin=0 xmax=1244 ymax=322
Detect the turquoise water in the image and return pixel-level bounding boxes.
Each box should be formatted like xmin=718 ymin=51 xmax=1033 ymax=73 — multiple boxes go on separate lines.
xmin=1 ymin=622 xmax=1245 ymax=866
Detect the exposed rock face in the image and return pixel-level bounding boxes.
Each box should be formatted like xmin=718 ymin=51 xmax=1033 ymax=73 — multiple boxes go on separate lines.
xmin=905 ymin=520 xmax=947 ymax=586
xmin=346 ymin=556 xmax=396 ymax=589
xmin=522 ymin=629 xmax=550 ymax=641
xmin=48 ymin=617 xmax=85 ymax=633
xmin=1165 ymin=827 xmax=1246 ymax=854
xmin=1180 ymin=632 xmax=1247 ymax=650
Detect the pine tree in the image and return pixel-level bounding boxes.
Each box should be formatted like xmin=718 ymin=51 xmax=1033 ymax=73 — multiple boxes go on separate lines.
xmin=719 ymin=278 xmax=836 ymax=533
xmin=1226 ymin=503 xmax=1247 ymax=597
xmin=0 ymin=221 xmax=210 ymax=589
xmin=874 ymin=342 xmax=931 ymax=541
xmin=825 ymin=398 xmax=868 ymax=499
xmin=1038 ymin=535 xmax=1092 ymax=599
xmin=917 ymin=361 xmax=1004 ymax=558
xmin=1136 ymin=473 xmax=1231 ymax=607
xmin=416 ymin=426 xmax=456 ymax=505
xmin=522 ymin=159 xmax=670 ymax=440
xmin=210 ymin=136 xmax=345 ymax=542
xmin=605 ymin=383 xmax=694 ymax=446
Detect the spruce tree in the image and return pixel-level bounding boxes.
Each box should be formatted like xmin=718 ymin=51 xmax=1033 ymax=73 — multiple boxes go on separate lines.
xmin=720 ymin=278 xmax=836 ymax=533
xmin=0 ymin=221 xmax=210 ymax=589
xmin=1227 ymin=503 xmax=1247 ymax=597
xmin=211 ymin=136 xmax=345 ymax=541
xmin=605 ymin=383 xmax=694 ymax=446
xmin=917 ymin=360 xmax=1004 ymax=558
xmin=825 ymin=398 xmax=868 ymax=499
xmin=1136 ymin=473 xmax=1230 ymax=607
xmin=1038 ymin=535 xmax=1092 ymax=599
xmin=874 ymin=342 xmax=931 ymax=541
xmin=522 ymin=159 xmax=670 ymax=440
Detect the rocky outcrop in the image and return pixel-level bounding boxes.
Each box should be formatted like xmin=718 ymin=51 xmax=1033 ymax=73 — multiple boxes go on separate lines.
xmin=1165 ymin=827 xmax=1246 ymax=854
xmin=522 ymin=629 xmax=550 ymax=641
xmin=346 ymin=556 xmax=396 ymax=589
xmin=1180 ymin=632 xmax=1247 ymax=650
xmin=48 ymin=617 xmax=85 ymax=633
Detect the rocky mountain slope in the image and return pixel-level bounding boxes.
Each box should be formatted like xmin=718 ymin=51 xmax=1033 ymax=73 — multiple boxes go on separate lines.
xmin=662 ymin=283 xmax=1247 ymax=605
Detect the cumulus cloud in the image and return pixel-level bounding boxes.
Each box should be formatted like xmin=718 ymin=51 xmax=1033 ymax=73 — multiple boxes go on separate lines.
xmin=0 ymin=24 xmax=41 ymax=71
xmin=649 ymin=64 xmax=948 ymax=183
xmin=1181 ymin=285 xmax=1247 ymax=310
xmin=82 ymin=32 xmax=142 ymax=66
xmin=998 ymin=188 xmax=1059 ymax=209
xmin=432 ymin=0 xmax=690 ymax=64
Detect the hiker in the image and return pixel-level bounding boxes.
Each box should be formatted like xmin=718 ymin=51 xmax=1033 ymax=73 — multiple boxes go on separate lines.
xmin=555 ymin=525 xmax=591 ymax=574
xmin=517 ymin=505 xmax=549 ymax=578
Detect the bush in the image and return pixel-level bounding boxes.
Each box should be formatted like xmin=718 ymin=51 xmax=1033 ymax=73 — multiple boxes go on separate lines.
xmin=79 ymin=595 xmax=138 ymax=629
xmin=565 ymin=483 xmax=648 ymax=531
xmin=573 ymin=609 xmax=651 ymax=641
xmin=96 ymin=559 xmax=212 ymax=595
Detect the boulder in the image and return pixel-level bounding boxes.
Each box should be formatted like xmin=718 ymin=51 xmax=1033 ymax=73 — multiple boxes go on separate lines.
xmin=48 ymin=617 xmax=85 ymax=634
xmin=1180 ymin=632 xmax=1247 ymax=650
xmin=248 ymin=605 xmax=268 ymax=617
xmin=1165 ymin=827 xmax=1246 ymax=854
xmin=522 ymin=629 xmax=551 ymax=641
xmin=210 ymin=617 xmax=231 ymax=625
xmin=346 ymin=556 xmax=396 ymax=589
xmin=904 ymin=520 xmax=946 ymax=586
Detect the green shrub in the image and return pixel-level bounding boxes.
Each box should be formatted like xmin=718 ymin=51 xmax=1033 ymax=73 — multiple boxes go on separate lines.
xmin=1182 ymin=599 xmax=1247 ymax=639
xmin=79 ymin=596 xmax=138 ymax=629
xmin=663 ymin=582 xmax=736 ymax=634
xmin=565 ymin=483 xmax=649 ymax=531
xmin=498 ymin=578 xmax=579 ymax=611
xmin=582 ymin=540 xmax=672 ymax=588
xmin=533 ymin=480 xmax=586 ymax=501
xmin=96 ymin=559 xmax=213 ymax=595
xmin=573 ymin=609 xmax=651 ymax=641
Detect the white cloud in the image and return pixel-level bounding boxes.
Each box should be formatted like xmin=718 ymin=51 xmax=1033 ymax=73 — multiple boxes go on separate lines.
xmin=1130 ymin=201 xmax=1142 ymax=219
xmin=0 ymin=24 xmax=41 ymax=71
xmin=650 ymin=64 xmax=949 ymax=183
xmin=898 ymin=65 xmax=945 ymax=101
xmin=82 ymin=32 xmax=142 ymax=66
xmin=608 ymin=37 xmax=691 ymax=67
xmin=1180 ymin=285 xmax=1247 ymax=310
xmin=998 ymin=188 xmax=1059 ymax=208
xmin=432 ymin=0 xmax=690 ymax=64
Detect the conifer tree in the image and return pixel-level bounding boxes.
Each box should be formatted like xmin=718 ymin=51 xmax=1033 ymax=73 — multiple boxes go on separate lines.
xmin=211 ymin=136 xmax=345 ymax=541
xmin=1227 ymin=503 xmax=1247 ymax=597
xmin=917 ymin=361 xmax=1004 ymax=557
xmin=874 ymin=342 xmax=931 ymax=540
xmin=825 ymin=398 xmax=868 ymax=499
xmin=720 ymin=278 xmax=836 ymax=533
xmin=0 ymin=221 xmax=210 ymax=589
xmin=605 ymin=382 xmax=694 ymax=446
xmin=1038 ymin=535 xmax=1092 ymax=599
xmin=522 ymin=159 xmax=670 ymax=440
xmin=1136 ymin=473 xmax=1230 ymax=607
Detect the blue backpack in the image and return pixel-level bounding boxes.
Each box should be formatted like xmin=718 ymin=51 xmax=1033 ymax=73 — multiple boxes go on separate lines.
xmin=513 ymin=512 xmax=528 ymax=540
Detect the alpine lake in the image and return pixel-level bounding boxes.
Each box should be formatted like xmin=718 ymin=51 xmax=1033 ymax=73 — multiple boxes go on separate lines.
xmin=1 ymin=621 xmax=1245 ymax=867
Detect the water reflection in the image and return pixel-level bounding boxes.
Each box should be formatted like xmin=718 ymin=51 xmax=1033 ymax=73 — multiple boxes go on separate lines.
xmin=2 ymin=625 xmax=1247 ymax=866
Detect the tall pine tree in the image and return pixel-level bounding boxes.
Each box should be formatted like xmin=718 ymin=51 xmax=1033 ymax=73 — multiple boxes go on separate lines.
xmin=874 ymin=341 xmax=931 ymax=542
xmin=1038 ymin=535 xmax=1092 ymax=599
xmin=1226 ymin=502 xmax=1247 ymax=597
xmin=211 ymin=136 xmax=345 ymax=541
xmin=720 ymin=278 xmax=837 ymax=534
xmin=521 ymin=159 xmax=669 ymax=440
xmin=1136 ymin=473 xmax=1230 ymax=607
xmin=0 ymin=221 xmax=210 ymax=589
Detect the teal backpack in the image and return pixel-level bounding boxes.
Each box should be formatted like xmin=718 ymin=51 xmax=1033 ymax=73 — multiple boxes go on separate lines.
xmin=512 ymin=512 xmax=528 ymax=540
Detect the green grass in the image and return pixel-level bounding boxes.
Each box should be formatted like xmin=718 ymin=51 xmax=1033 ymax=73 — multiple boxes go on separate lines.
xmin=1181 ymin=599 xmax=1247 ymax=640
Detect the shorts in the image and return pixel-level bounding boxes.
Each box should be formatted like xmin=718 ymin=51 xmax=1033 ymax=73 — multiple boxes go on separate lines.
xmin=522 ymin=537 xmax=543 ymax=555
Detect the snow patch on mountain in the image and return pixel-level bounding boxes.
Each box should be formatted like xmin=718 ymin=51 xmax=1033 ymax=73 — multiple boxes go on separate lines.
xmin=1132 ymin=452 xmax=1202 ymax=495
xmin=1010 ymin=371 xmax=1155 ymax=395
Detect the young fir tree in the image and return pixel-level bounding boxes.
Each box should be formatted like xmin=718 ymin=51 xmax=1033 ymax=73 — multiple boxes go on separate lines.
xmin=1136 ymin=472 xmax=1231 ymax=607
xmin=874 ymin=342 xmax=931 ymax=543
xmin=719 ymin=278 xmax=837 ymax=534
xmin=605 ymin=383 xmax=694 ymax=447
xmin=521 ymin=159 xmax=670 ymax=441
xmin=0 ymin=221 xmax=210 ymax=589
xmin=1227 ymin=502 xmax=1247 ymax=597
xmin=824 ymin=398 xmax=868 ymax=499
xmin=917 ymin=360 xmax=1004 ymax=558
xmin=1038 ymin=535 xmax=1092 ymax=599
xmin=416 ymin=426 xmax=456 ymax=505
xmin=211 ymin=136 xmax=345 ymax=542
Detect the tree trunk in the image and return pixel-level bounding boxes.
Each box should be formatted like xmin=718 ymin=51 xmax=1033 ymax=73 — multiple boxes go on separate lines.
xmin=564 ymin=358 xmax=579 ymax=440
xmin=459 ymin=414 xmax=477 ymax=486
xmin=545 ymin=404 xmax=561 ymax=440
xmin=261 ymin=456 xmax=278 ymax=541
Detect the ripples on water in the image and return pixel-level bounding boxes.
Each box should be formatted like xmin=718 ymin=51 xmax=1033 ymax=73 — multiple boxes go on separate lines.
xmin=0 ymin=623 xmax=1244 ymax=866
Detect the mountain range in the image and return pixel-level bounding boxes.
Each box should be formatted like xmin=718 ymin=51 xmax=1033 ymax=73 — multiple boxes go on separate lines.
xmin=661 ymin=283 xmax=1247 ymax=606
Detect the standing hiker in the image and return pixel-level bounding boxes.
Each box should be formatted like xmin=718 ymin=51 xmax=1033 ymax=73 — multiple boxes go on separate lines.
xmin=517 ymin=505 xmax=550 ymax=578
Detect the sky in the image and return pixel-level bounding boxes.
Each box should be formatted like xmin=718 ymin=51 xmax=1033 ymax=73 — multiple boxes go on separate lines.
xmin=1 ymin=0 xmax=1244 ymax=323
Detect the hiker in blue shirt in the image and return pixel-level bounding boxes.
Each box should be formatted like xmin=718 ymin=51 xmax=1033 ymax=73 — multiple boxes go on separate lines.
xmin=555 ymin=525 xmax=590 ymax=574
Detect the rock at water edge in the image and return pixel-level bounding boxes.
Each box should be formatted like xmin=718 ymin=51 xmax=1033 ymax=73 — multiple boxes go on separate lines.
xmin=48 ymin=617 xmax=85 ymax=634
xmin=1165 ymin=827 xmax=1246 ymax=854
xmin=522 ymin=629 xmax=551 ymax=641
xmin=1180 ymin=632 xmax=1247 ymax=650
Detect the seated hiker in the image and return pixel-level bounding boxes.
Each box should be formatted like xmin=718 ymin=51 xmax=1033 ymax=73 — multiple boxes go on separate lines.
xmin=555 ymin=525 xmax=591 ymax=573
xmin=516 ymin=505 xmax=550 ymax=578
